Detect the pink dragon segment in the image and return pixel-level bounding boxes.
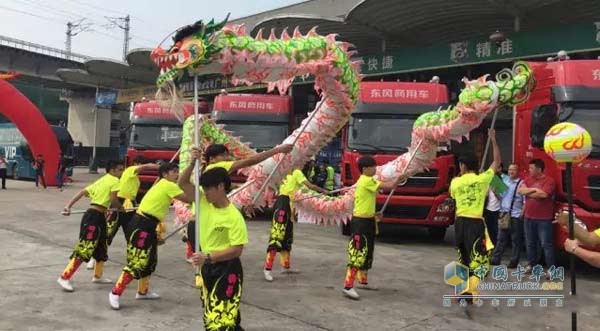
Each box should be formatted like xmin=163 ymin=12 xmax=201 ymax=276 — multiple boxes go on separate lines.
xmin=293 ymin=62 xmax=535 ymax=225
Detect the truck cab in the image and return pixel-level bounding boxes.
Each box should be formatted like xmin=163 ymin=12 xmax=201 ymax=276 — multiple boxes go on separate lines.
xmin=212 ymin=93 xmax=293 ymax=183
xmin=341 ymin=81 xmax=455 ymax=240
xmin=126 ymin=100 xmax=199 ymax=198
xmin=515 ymin=60 xmax=600 ymax=251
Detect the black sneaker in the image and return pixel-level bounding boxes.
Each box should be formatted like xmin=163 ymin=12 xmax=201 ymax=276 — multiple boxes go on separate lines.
xmin=490 ymin=259 xmax=501 ymax=266
xmin=507 ymin=261 xmax=518 ymax=269
xmin=524 ymin=265 xmax=533 ymax=274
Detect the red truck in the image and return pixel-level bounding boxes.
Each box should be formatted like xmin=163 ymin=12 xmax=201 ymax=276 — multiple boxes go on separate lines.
xmin=126 ymin=100 xmax=207 ymax=198
xmin=514 ymin=59 xmax=600 ymax=251
xmin=211 ymin=92 xmax=293 ymax=183
xmin=341 ymin=81 xmax=455 ymax=240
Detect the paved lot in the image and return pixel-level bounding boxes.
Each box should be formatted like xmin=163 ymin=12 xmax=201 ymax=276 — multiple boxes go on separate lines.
xmin=0 ymin=169 xmax=598 ymax=330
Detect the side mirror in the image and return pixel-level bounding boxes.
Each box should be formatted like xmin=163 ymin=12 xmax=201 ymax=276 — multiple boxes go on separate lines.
xmin=351 ymin=127 xmax=358 ymax=139
xmin=530 ymin=104 xmax=558 ymax=148
xmin=133 ymin=134 xmax=139 ymax=141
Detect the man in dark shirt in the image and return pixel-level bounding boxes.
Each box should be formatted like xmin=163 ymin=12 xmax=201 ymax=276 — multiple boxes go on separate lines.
xmin=33 ymin=154 xmax=47 ymax=189
xmin=518 ymin=159 xmax=556 ymax=273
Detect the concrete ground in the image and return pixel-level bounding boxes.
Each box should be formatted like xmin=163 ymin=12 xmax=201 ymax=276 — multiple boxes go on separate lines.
xmin=0 ymin=169 xmax=598 ymax=331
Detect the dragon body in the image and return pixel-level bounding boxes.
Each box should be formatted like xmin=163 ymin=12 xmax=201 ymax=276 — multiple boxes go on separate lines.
xmin=152 ymin=18 xmax=534 ymax=225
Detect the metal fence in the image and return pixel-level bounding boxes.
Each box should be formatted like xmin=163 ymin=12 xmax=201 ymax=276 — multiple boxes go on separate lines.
xmin=0 ymin=35 xmax=89 ymax=63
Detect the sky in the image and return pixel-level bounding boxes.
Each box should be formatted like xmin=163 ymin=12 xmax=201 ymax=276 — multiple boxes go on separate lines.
xmin=0 ymin=0 xmax=304 ymax=60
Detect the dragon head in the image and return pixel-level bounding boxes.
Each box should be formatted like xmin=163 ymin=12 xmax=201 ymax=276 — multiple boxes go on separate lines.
xmin=151 ymin=15 xmax=229 ymax=87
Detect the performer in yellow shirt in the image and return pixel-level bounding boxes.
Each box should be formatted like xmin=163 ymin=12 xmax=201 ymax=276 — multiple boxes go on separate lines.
xmin=108 ymin=162 xmax=195 ymax=310
xmin=342 ymin=156 xmax=407 ymax=300
xmin=449 ymin=129 xmax=500 ymax=301
xmin=106 ymin=156 xmax=160 ymax=245
xmin=57 ymin=160 xmax=124 ymax=292
xmin=179 ymin=147 xmax=249 ymax=331
xmin=263 ymin=164 xmax=328 ymax=282
xmin=184 ymin=143 xmax=292 ymax=263
xmin=557 ymin=211 xmax=600 ymax=267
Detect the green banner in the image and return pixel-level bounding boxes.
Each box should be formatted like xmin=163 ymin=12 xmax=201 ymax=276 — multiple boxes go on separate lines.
xmin=360 ymin=22 xmax=600 ymax=75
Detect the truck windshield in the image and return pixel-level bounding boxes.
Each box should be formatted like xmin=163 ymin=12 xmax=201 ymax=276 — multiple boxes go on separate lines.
xmin=559 ymin=104 xmax=600 ymax=158
xmin=220 ymin=122 xmax=288 ymax=150
xmin=347 ymin=115 xmax=413 ymax=152
xmin=130 ymin=124 xmax=182 ymax=150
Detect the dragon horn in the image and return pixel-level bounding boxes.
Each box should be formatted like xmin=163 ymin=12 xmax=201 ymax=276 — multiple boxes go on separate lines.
xmin=281 ymin=27 xmax=291 ymax=40
xmin=293 ymin=26 xmax=302 ymax=38
xmin=255 ymin=28 xmax=264 ymax=40
xmin=269 ymin=28 xmax=277 ymax=41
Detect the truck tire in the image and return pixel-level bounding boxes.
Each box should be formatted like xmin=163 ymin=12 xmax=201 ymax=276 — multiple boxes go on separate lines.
xmin=428 ymin=227 xmax=447 ymax=241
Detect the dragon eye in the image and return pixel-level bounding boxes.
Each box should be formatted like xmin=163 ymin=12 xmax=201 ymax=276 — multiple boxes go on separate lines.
xmin=187 ymin=40 xmax=205 ymax=59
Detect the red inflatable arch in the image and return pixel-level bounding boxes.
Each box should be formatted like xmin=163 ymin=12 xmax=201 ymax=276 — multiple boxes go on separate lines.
xmin=0 ymin=79 xmax=60 ymax=186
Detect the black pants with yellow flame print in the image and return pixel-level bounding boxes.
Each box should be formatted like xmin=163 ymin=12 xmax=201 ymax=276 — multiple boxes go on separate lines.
xmin=201 ymin=257 xmax=244 ymax=331
xmin=106 ymin=210 xmax=135 ymax=246
xmin=455 ymin=216 xmax=491 ymax=296
xmin=123 ymin=214 xmax=158 ymax=279
xmin=267 ymin=195 xmax=293 ymax=252
xmin=347 ymin=217 xmax=375 ymax=270
xmin=70 ymin=208 xmax=108 ymax=262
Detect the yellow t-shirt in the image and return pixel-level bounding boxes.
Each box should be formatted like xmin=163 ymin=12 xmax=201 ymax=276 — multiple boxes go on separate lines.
xmin=279 ymin=169 xmax=307 ymax=198
xmin=198 ymin=197 xmax=248 ymax=253
xmin=85 ymin=174 xmax=120 ymax=209
xmin=205 ymin=160 xmax=234 ymax=173
xmin=138 ymin=178 xmax=183 ymax=221
xmin=353 ymin=174 xmax=380 ymax=218
xmin=450 ymin=168 xmax=495 ymax=219
xmin=117 ymin=166 xmax=140 ymax=200
xmin=594 ymin=228 xmax=600 ymax=238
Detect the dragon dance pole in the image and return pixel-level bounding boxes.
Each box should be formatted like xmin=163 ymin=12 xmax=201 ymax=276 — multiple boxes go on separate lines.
xmin=250 ymin=96 xmax=328 ymax=205
xmin=378 ymin=139 xmax=424 ymax=215
xmin=193 ymin=75 xmax=202 ymax=277
xmin=478 ymin=108 xmax=499 ymax=173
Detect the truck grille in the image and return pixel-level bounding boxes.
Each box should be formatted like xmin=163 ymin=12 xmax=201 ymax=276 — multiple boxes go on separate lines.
xmin=588 ymin=176 xmax=600 ymax=202
xmin=376 ymin=204 xmax=430 ymax=219
xmin=403 ymin=170 xmax=439 ymax=188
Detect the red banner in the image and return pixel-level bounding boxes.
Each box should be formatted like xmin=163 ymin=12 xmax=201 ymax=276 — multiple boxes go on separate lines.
xmin=359 ymin=82 xmax=448 ymax=104
xmin=214 ymin=93 xmax=291 ymax=113
xmin=133 ymin=101 xmax=204 ymax=118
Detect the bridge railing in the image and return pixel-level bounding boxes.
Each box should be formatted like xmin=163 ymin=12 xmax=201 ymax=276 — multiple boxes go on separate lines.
xmin=0 ymin=35 xmax=90 ymax=63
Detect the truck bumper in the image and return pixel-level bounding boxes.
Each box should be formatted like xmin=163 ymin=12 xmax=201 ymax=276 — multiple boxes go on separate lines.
xmin=376 ymin=193 xmax=455 ymax=227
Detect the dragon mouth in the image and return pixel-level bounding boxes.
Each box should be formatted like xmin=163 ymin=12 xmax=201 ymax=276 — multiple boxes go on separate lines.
xmin=153 ymin=53 xmax=185 ymax=87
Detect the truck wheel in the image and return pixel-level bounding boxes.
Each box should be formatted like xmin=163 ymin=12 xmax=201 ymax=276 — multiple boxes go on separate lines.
xmin=428 ymin=227 xmax=447 ymax=241
xmin=341 ymin=222 xmax=351 ymax=236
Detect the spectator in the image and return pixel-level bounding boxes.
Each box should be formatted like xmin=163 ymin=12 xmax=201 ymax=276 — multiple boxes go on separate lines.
xmin=0 ymin=153 xmax=7 ymax=189
xmin=304 ymin=158 xmax=316 ymax=182
xmin=491 ymin=163 xmax=524 ymax=267
xmin=518 ymin=159 xmax=556 ymax=273
xmin=56 ymin=153 xmax=66 ymax=191
xmin=313 ymin=163 xmax=328 ymax=189
xmin=33 ymin=154 xmax=47 ymax=189
xmin=323 ymin=159 xmax=336 ymax=191
xmin=483 ymin=163 xmax=506 ymax=246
